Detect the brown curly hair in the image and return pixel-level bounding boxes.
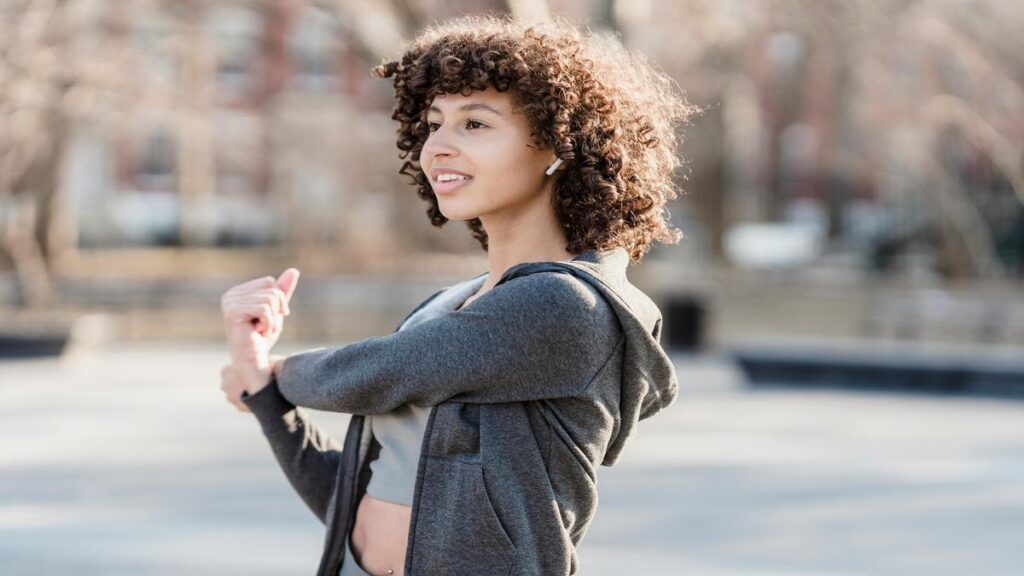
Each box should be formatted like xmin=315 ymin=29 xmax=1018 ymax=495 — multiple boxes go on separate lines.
xmin=371 ymin=14 xmax=700 ymax=262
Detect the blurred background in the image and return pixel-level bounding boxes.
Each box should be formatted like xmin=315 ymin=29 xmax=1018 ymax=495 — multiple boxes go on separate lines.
xmin=1 ymin=0 xmax=1022 ymax=575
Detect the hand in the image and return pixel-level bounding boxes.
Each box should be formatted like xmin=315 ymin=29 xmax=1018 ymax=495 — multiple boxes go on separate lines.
xmin=220 ymin=362 xmax=251 ymax=413
xmin=220 ymin=268 xmax=301 ymax=372
xmin=220 ymin=354 xmax=287 ymax=412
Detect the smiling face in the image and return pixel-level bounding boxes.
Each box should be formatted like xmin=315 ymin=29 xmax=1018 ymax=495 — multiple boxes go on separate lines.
xmin=420 ymin=86 xmax=559 ymax=222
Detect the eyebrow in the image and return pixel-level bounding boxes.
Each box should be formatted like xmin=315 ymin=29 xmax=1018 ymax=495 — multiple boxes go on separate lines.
xmin=427 ymin=102 xmax=504 ymax=116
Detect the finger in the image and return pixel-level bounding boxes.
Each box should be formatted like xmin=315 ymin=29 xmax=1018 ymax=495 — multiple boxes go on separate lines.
xmin=240 ymin=287 xmax=287 ymax=316
xmin=265 ymin=301 xmax=281 ymax=336
xmin=222 ymin=297 xmax=261 ymax=326
xmin=221 ymin=276 xmax=277 ymax=305
xmin=224 ymin=390 xmax=251 ymax=413
xmin=225 ymin=296 xmax=286 ymax=326
xmin=233 ymin=276 xmax=278 ymax=292
xmin=266 ymin=286 xmax=288 ymax=316
xmin=223 ymin=291 xmax=286 ymax=316
xmin=258 ymin=303 xmax=273 ymax=335
xmin=277 ymin=268 xmax=300 ymax=308
xmin=232 ymin=398 xmax=252 ymax=413
xmin=269 ymin=305 xmax=281 ymax=337
xmin=236 ymin=305 xmax=269 ymax=335
xmin=224 ymin=294 xmax=283 ymax=311
xmin=227 ymin=303 xmax=274 ymax=334
xmin=220 ymin=375 xmax=244 ymax=397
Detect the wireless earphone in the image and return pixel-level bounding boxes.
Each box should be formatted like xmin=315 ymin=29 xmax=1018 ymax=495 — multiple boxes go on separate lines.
xmin=545 ymin=157 xmax=563 ymax=176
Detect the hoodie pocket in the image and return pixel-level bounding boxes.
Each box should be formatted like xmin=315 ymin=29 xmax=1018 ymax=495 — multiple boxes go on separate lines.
xmin=412 ymin=457 xmax=517 ymax=574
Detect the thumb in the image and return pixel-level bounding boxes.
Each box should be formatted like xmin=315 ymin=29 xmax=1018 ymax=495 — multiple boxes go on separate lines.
xmin=277 ymin=268 xmax=300 ymax=302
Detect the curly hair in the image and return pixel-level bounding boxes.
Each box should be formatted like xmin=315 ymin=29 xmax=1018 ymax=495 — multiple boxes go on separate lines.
xmin=371 ymin=14 xmax=700 ymax=262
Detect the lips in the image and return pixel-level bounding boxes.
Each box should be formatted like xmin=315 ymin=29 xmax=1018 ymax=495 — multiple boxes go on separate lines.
xmin=430 ymin=166 xmax=472 ymax=181
xmin=428 ymin=166 xmax=473 ymax=195
xmin=432 ymin=175 xmax=473 ymax=195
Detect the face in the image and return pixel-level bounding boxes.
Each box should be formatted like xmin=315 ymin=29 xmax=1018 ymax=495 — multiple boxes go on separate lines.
xmin=420 ymin=86 xmax=559 ymax=222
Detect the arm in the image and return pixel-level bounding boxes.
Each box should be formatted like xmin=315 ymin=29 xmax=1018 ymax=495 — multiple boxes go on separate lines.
xmin=235 ymin=286 xmax=448 ymax=523
xmin=240 ymin=378 xmax=341 ymax=525
xmin=273 ymin=271 xmax=622 ymax=414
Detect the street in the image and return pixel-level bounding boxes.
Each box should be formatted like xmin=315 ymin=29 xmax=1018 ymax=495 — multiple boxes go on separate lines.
xmin=1 ymin=342 xmax=1022 ymax=575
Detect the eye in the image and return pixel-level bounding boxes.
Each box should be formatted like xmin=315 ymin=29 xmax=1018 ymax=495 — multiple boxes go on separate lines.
xmin=425 ymin=119 xmax=488 ymax=132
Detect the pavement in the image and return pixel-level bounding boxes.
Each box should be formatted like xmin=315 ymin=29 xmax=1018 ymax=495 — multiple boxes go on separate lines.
xmin=1 ymin=342 xmax=1022 ymax=575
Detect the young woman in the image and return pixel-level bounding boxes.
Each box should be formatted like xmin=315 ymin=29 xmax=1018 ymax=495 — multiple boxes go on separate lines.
xmin=219 ymin=15 xmax=697 ymax=576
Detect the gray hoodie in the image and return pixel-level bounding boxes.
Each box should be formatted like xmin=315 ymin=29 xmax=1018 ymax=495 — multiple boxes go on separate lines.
xmin=240 ymin=246 xmax=678 ymax=575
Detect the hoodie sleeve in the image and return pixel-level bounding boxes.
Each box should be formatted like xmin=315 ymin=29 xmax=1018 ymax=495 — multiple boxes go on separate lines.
xmin=239 ymin=379 xmax=341 ymax=525
xmin=273 ymin=271 xmax=622 ymax=414
xmin=237 ymin=286 xmax=448 ymax=524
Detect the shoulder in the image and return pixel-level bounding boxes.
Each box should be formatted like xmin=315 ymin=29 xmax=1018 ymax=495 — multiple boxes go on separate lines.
xmin=497 ymin=271 xmax=620 ymax=336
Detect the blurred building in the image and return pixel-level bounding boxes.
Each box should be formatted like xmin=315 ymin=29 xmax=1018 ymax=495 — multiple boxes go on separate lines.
xmin=51 ymin=0 xmax=620 ymax=266
xmin=5 ymin=0 xmax=1022 ymax=282
xmin=616 ymin=0 xmax=1024 ymax=280
xmin=62 ymin=1 xmax=401 ymax=258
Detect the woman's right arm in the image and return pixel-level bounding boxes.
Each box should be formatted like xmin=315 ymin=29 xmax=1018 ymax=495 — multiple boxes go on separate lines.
xmin=231 ymin=287 xmax=447 ymax=524
xmin=240 ymin=372 xmax=341 ymax=526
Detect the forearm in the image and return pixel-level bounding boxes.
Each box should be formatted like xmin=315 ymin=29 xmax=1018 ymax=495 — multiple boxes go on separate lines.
xmin=274 ymin=341 xmax=427 ymax=414
xmin=272 ymin=272 xmax=623 ymax=412
xmin=241 ymin=377 xmax=342 ymax=525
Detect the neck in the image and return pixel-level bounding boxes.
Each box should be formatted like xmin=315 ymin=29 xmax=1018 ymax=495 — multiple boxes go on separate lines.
xmin=476 ymin=194 xmax=576 ymax=290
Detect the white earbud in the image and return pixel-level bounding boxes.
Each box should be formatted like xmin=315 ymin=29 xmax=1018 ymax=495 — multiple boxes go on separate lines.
xmin=545 ymin=157 xmax=563 ymax=176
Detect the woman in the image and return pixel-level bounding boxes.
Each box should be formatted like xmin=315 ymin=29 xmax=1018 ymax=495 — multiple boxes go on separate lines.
xmin=220 ymin=14 xmax=696 ymax=576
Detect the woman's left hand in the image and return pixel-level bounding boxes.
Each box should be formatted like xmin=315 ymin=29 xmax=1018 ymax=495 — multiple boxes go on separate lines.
xmin=220 ymin=362 xmax=251 ymax=413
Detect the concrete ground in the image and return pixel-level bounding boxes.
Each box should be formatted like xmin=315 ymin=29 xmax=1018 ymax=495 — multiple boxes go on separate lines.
xmin=1 ymin=341 xmax=1022 ymax=575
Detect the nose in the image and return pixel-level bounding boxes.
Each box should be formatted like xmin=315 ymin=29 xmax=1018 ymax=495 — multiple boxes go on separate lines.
xmin=421 ymin=122 xmax=459 ymax=162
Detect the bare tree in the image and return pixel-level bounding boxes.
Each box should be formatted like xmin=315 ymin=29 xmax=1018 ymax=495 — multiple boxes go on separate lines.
xmin=0 ymin=0 xmax=142 ymax=305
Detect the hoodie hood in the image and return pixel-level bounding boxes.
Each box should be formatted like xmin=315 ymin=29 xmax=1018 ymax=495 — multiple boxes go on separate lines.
xmin=496 ymin=246 xmax=679 ymax=466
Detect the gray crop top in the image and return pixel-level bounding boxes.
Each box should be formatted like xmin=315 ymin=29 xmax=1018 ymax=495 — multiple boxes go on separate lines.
xmin=364 ymin=272 xmax=488 ymax=506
